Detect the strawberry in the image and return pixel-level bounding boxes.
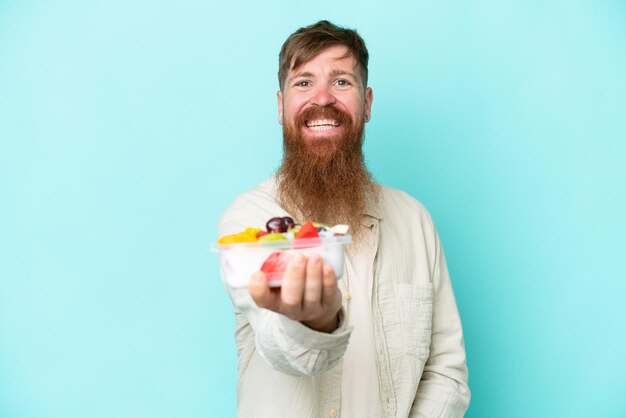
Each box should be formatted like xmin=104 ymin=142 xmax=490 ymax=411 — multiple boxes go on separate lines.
xmin=260 ymin=251 xmax=288 ymax=280
xmin=295 ymin=220 xmax=319 ymax=239
xmin=256 ymin=230 xmax=269 ymax=239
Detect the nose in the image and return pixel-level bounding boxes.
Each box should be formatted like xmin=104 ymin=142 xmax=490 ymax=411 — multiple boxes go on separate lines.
xmin=311 ymin=84 xmax=336 ymax=107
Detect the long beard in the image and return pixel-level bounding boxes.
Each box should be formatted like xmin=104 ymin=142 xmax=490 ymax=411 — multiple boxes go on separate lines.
xmin=276 ymin=105 xmax=378 ymax=242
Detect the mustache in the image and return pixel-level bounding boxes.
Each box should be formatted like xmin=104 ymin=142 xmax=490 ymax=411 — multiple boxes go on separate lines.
xmin=296 ymin=105 xmax=351 ymax=126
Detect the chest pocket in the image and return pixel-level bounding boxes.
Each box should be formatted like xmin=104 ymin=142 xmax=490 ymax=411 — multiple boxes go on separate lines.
xmin=398 ymin=283 xmax=433 ymax=361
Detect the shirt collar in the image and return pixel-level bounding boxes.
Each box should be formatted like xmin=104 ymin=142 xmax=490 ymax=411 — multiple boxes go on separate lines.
xmin=363 ymin=185 xmax=383 ymax=220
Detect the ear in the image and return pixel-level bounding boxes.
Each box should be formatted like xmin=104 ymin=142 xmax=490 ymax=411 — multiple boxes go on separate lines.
xmin=364 ymin=87 xmax=373 ymax=122
xmin=277 ymin=90 xmax=284 ymax=125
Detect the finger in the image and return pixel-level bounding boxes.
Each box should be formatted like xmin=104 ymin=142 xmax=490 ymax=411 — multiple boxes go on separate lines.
xmin=248 ymin=271 xmax=273 ymax=309
xmin=280 ymin=252 xmax=306 ymax=317
xmin=321 ymin=264 xmax=340 ymax=307
xmin=303 ymin=254 xmax=323 ymax=310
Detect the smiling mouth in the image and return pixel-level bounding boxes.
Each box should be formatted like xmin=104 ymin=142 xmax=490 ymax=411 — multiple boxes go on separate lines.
xmin=305 ymin=119 xmax=341 ymax=131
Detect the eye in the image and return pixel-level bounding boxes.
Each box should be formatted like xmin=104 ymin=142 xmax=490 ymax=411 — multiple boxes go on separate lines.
xmin=336 ymin=79 xmax=352 ymax=87
xmin=294 ymin=80 xmax=310 ymax=87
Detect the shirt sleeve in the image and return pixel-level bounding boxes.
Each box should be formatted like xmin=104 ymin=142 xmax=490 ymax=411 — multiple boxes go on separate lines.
xmin=409 ymin=220 xmax=471 ymax=417
xmin=227 ymin=286 xmax=352 ymax=376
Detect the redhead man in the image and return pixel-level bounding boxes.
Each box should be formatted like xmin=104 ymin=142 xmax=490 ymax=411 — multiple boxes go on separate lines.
xmin=219 ymin=20 xmax=470 ymax=418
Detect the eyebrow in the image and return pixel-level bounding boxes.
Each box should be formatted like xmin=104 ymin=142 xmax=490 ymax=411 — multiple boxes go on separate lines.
xmin=288 ymin=69 xmax=358 ymax=84
xmin=329 ymin=69 xmax=357 ymax=79
xmin=288 ymin=71 xmax=315 ymax=84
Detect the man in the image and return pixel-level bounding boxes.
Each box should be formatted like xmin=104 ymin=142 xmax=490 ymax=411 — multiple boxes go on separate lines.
xmin=219 ymin=20 xmax=470 ymax=417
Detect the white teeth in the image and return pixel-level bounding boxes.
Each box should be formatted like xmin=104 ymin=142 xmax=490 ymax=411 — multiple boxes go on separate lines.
xmin=306 ymin=119 xmax=339 ymax=129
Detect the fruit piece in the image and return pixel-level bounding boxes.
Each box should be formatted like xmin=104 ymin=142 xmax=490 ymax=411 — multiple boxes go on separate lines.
xmin=217 ymin=234 xmax=239 ymax=244
xmin=261 ymin=251 xmax=288 ymax=279
xmin=233 ymin=232 xmax=257 ymax=243
xmin=295 ymin=220 xmax=319 ymax=239
xmin=217 ymin=227 xmax=260 ymax=244
xmin=266 ymin=216 xmax=296 ymax=233
xmin=256 ymin=230 xmax=269 ymax=239
xmin=245 ymin=227 xmax=261 ymax=236
xmin=258 ymin=233 xmax=287 ymax=242
xmin=330 ymin=224 xmax=349 ymax=235
xmin=218 ymin=232 xmax=254 ymax=244
xmin=266 ymin=217 xmax=286 ymax=233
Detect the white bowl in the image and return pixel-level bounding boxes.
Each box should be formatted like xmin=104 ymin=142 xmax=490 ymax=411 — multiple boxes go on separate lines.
xmin=212 ymin=235 xmax=351 ymax=288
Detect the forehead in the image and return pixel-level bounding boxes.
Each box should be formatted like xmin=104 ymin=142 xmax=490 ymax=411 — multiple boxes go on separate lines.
xmin=289 ymin=45 xmax=359 ymax=76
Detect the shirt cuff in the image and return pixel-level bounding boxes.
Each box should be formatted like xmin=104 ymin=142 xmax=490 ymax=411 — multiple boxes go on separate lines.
xmin=276 ymin=307 xmax=352 ymax=349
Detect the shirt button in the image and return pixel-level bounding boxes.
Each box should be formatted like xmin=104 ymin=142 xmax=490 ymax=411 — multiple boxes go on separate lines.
xmin=330 ymin=408 xmax=338 ymax=417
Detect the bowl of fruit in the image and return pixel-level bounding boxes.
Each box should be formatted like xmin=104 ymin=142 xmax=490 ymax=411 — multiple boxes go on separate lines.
xmin=213 ymin=216 xmax=351 ymax=288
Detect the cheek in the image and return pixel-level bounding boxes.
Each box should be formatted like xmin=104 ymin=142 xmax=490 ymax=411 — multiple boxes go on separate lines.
xmin=283 ymin=95 xmax=309 ymax=116
xmin=340 ymin=95 xmax=365 ymax=114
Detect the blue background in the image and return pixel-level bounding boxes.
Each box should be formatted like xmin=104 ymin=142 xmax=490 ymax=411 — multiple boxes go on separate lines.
xmin=1 ymin=1 xmax=625 ymax=417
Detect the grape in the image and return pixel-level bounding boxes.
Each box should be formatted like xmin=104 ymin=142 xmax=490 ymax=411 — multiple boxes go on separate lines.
xmin=266 ymin=216 xmax=297 ymax=233
xmin=266 ymin=217 xmax=285 ymax=233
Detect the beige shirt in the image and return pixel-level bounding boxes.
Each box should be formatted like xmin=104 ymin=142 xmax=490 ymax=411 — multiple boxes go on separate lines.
xmin=219 ymin=178 xmax=470 ymax=418
xmin=340 ymin=218 xmax=385 ymax=418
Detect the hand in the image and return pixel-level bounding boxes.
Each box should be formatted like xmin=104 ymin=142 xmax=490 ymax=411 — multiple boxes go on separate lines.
xmin=248 ymin=253 xmax=342 ymax=333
